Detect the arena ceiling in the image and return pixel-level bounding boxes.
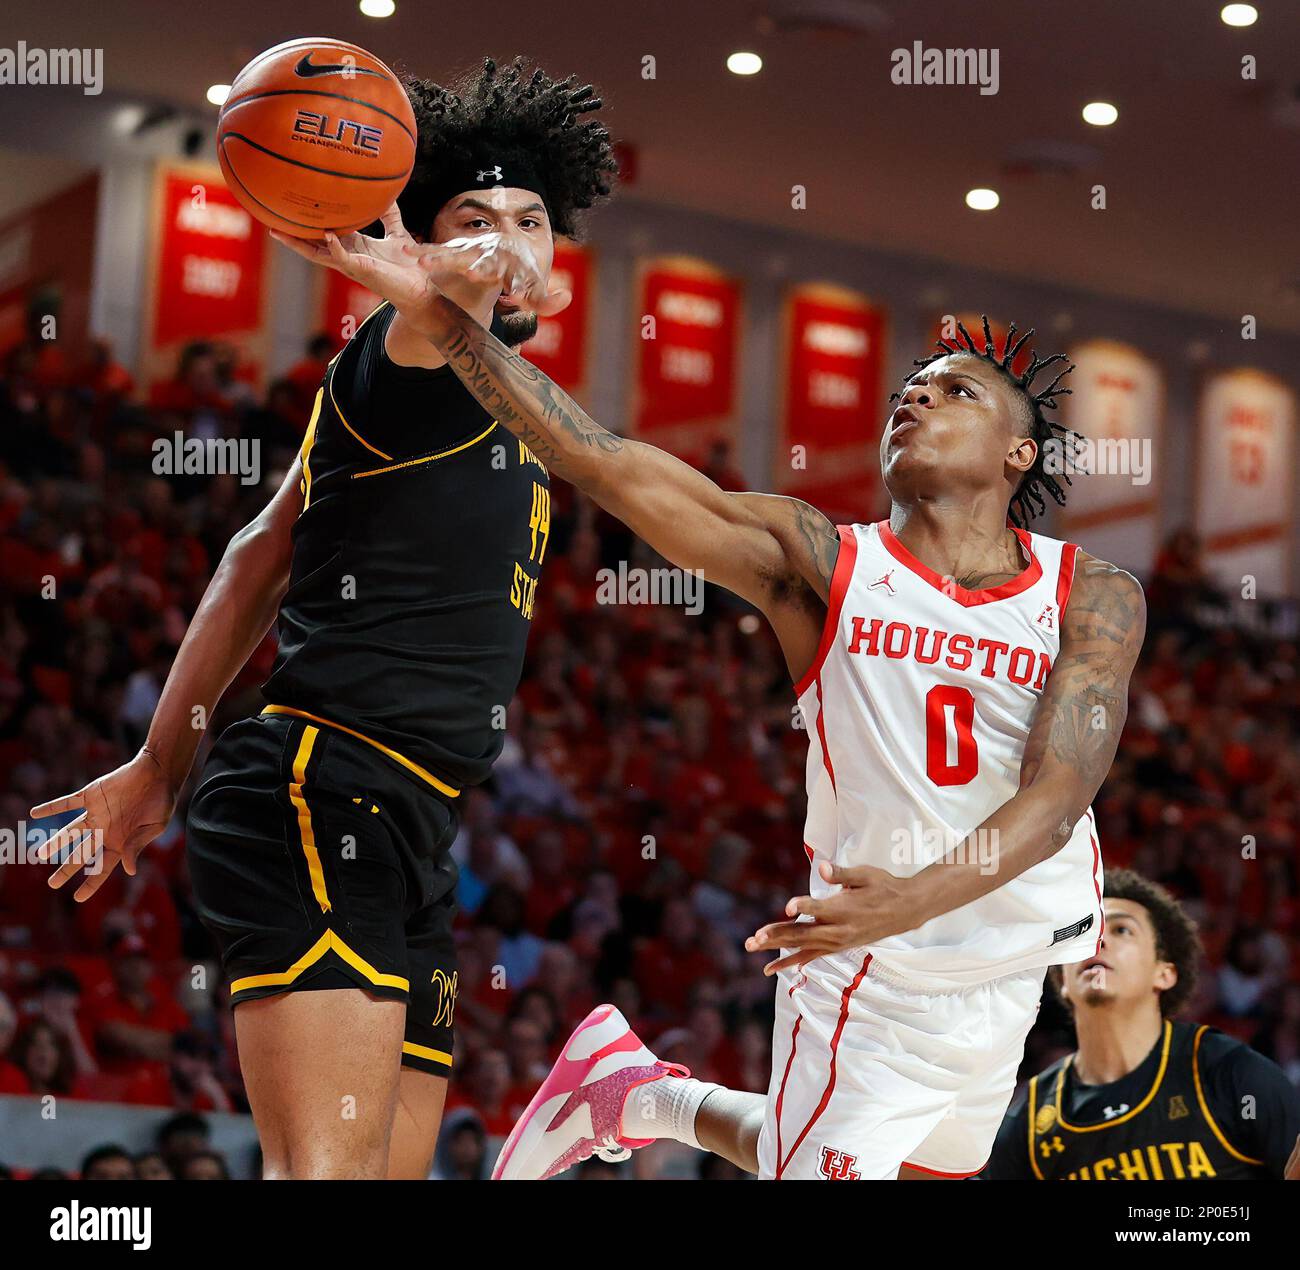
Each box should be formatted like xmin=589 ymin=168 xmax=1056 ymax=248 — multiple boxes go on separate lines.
xmin=11 ymin=0 xmax=1300 ymax=332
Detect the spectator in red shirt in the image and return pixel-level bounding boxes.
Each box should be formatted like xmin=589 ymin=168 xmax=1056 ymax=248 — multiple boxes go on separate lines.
xmin=123 ymin=1032 xmax=233 ymax=1112
xmin=33 ymin=967 xmax=99 ymax=1085
xmin=147 ymin=342 xmax=227 ymax=419
xmin=284 ymin=333 xmax=336 ymax=414
xmin=634 ymin=898 xmax=718 ymax=1019
xmin=446 ymin=1048 xmax=524 ymax=1137
xmin=9 ymin=1019 xmax=89 ymax=1099
xmin=83 ymin=933 xmax=189 ymax=1076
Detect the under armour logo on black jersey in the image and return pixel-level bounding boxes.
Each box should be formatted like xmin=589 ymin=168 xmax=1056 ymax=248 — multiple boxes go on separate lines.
xmin=1102 ymin=1103 xmax=1130 ymax=1120
xmin=477 ymin=166 xmax=503 ymax=182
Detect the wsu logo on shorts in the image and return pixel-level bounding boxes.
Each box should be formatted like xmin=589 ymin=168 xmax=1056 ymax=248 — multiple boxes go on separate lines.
xmin=818 ymin=1146 xmax=861 ymax=1180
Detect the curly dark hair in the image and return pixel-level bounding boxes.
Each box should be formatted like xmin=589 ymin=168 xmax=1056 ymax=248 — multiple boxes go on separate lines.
xmin=1051 ymin=868 xmax=1202 ymax=1019
xmin=890 ymin=316 xmax=1086 ymax=528
xmin=398 ymin=57 xmax=617 ymax=239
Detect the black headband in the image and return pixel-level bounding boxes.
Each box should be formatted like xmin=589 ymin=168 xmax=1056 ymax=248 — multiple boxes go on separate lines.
xmin=428 ymin=155 xmax=553 ymax=224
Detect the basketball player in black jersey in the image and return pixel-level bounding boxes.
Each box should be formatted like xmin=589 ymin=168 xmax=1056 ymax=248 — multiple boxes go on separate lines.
xmin=982 ymin=869 xmax=1300 ymax=1180
xmin=30 ymin=59 xmax=616 ymax=1179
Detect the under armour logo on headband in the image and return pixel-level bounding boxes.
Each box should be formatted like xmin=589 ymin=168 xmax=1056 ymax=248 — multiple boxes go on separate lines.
xmin=476 ymin=166 xmax=503 ymax=182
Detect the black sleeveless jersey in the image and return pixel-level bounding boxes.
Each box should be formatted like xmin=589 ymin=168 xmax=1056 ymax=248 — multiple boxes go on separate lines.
xmin=261 ymin=303 xmax=550 ymax=793
xmin=985 ymin=1020 xmax=1300 ymax=1180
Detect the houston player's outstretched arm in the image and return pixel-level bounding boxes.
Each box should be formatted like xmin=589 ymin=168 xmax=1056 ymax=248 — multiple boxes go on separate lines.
xmin=270 ymin=219 xmax=839 ymax=677
xmin=424 ymin=292 xmax=839 ymax=610
xmin=752 ymin=553 xmax=1147 ymax=971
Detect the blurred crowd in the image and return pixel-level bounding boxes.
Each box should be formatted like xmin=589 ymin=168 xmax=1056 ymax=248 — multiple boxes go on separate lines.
xmin=1 ymin=331 xmax=1298 ymax=1180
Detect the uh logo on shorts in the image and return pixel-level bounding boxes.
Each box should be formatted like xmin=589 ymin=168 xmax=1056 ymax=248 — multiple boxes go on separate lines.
xmin=818 ymin=1146 xmax=861 ymax=1180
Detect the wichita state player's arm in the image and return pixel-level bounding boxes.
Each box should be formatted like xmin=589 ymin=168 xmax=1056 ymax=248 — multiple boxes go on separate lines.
xmin=31 ymin=458 xmax=303 ymax=900
xmin=416 ymin=293 xmax=841 ymax=680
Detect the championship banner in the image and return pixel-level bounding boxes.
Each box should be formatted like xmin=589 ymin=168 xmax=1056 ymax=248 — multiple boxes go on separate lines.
xmin=1060 ymin=340 xmax=1164 ymax=575
xmin=1195 ymin=369 xmax=1296 ymax=596
xmin=320 ymin=270 xmax=381 ymax=348
xmin=521 ymin=241 xmax=591 ymax=392
xmin=775 ymin=283 xmax=887 ymax=522
xmin=632 ymin=256 xmax=741 ymax=461
xmin=144 ymin=164 xmax=269 ymax=388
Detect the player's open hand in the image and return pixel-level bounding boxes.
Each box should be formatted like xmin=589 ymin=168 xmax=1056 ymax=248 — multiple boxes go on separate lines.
xmin=270 ymin=205 xmax=440 ymax=321
xmin=270 ymin=204 xmax=568 ymax=336
xmin=745 ymin=860 xmax=924 ymax=976
xmin=29 ymin=749 xmax=176 ymax=903
xmin=416 ymin=232 xmax=570 ymax=318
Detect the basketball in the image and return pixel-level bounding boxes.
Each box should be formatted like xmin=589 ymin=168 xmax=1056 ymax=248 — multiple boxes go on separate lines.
xmin=216 ymin=37 xmax=416 ymax=238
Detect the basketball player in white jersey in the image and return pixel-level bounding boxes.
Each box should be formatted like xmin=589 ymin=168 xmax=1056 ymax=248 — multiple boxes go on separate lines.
xmin=272 ymin=218 xmax=1147 ymax=1180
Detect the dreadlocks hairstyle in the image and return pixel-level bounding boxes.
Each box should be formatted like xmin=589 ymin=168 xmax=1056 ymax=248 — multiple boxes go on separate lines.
xmin=890 ymin=316 xmax=1087 ymax=528
xmin=1049 ymin=868 xmax=1202 ymax=1020
xmin=398 ymin=57 xmax=618 ymax=239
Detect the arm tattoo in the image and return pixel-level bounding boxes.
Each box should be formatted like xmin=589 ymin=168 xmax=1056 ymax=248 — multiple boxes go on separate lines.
xmin=428 ymin=296 xmax=623 ymax=476
xmin=1033 ymin=555 xmax=1145 ymax=802
xmin=792 ymin=501 xmax=840 ymax=593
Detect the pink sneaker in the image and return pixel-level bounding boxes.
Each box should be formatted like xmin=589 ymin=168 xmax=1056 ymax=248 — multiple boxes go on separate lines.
xmin=492 ymin=1004 xmax=689 ymax=1180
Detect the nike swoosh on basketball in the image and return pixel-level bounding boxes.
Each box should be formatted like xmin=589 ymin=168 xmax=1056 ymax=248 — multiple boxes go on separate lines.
xmin=293 ymin=54 xmax=386 ymax=79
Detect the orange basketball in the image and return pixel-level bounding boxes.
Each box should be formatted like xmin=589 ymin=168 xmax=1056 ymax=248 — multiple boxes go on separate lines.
xmin=216 ymin=37 xmax=417 ymax=239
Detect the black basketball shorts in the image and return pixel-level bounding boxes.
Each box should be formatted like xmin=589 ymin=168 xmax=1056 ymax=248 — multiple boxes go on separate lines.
xmin=186 ymin=706 xmax=461 ymax=1076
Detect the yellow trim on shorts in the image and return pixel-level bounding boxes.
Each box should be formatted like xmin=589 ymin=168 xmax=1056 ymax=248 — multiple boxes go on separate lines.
xmin=288 ymin=725 xmax=330 ymax=913
xmin=1192 ymin=1025 xmax=1265 ymax=1166
xmin=351 ymin=421 xmax=499 ymax=481
xmin=262 ymin=705 xmax=460 ymax=799
xmin=402 ymin=1041 xmax=453 ymax=1069
xmin=229 ymin=929 xmax=410 ymax=997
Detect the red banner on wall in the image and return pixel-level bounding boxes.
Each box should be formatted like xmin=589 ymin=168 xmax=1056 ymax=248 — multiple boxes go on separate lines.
xmin=776 ymin=283 xmax=887 ymax=521
xmin=0 ymin=172 xmax=100 ymax=371
xmin=146 ymin=165 xmax=268 ymax=386
xmin=521 ymin=241 xmax=591 ymax=391
xmin=633 ymin=256 xmax=741 ymax=461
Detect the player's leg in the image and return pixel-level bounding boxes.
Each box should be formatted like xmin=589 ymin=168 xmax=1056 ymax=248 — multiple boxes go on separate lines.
xmin=236 ymin=987 xmax=405 ymax=1179
xmin=187 ymin=715 xmax=423 ymax=1178
xmin=387 ymin=1069 xmax=449 ymax=1178
xmin=390 ymin=894 xmax=459 ymax=1179
xmin=900 ymin=968 xmax=1045 ymax=1181
xmin=694 ymin=1088 xmax=766 ymax=1173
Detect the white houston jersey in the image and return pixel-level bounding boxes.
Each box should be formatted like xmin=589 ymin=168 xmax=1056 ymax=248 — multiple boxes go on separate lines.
xmin=797 ymin=521 xmax=1103 ymax=988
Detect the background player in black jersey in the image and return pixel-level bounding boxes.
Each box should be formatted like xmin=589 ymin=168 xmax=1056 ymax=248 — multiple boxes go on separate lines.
xmin=982 ymin=868 xmax=1300 ymax=1180
xmin=29 ymin=59 xmax=615 ymax=1180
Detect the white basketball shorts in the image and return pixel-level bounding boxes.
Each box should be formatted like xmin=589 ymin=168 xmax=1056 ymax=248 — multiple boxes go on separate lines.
xmin=756 ymin=953 xmax=1045 ymax=1179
